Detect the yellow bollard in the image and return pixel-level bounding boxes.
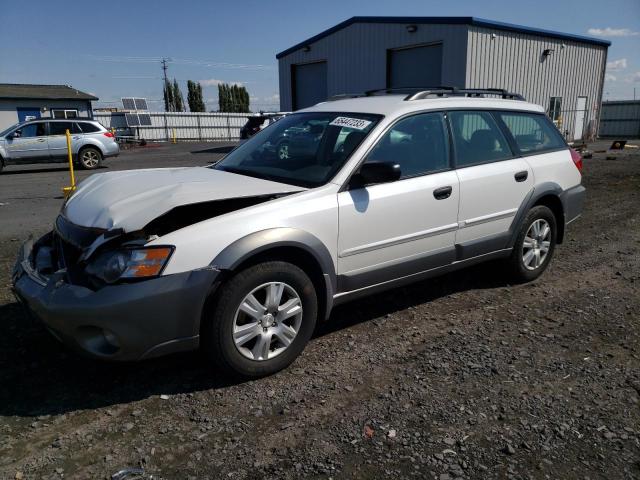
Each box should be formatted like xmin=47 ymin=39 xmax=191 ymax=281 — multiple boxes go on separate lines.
xmin=172 ymin=128 xmax=177 ymax=144
xmin=62 ymin=129 xmax=76 ymax=198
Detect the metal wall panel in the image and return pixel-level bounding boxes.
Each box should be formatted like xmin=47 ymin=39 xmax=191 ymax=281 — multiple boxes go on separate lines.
xmin=94 ymin=112 xmax=247 ymax=141
xmin=278 ymin=22 xmax=469 ymax=111
xmin=598 ymin=101 xmax=640 ymax=137
xmin=466 ymin=26 xmax=607 ymax=141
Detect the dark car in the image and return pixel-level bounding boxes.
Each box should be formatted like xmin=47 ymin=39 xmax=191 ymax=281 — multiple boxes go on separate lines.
xmin=239 ymin=113 xmax=287 ymax=140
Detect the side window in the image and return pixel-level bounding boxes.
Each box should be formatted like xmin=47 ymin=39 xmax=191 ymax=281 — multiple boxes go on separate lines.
xmin=49 ymin=122 xmax=76 ymax=136
xmin=498 ymin=112 xmax=566 ymax=153
xmin=16 ymin=123 xmax=45 ymax=138
xmin=366 ymin=112 xmax=449 ymax=178
xmin=449 ymin=111 xmax=512 ymax=167
xmin=78 ymin=122 xmax=100 ymax=133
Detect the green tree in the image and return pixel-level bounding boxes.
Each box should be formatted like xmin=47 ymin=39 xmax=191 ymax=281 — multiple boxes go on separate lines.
xmin=172 ymin=79 xmax=184 ymax=112
xmin=217 ymin=83 xmax=250 ymax=113
xmin=163 ymin=79 xmax=174 ymax=112
xmin=187 ymin=80 xmax=206 ymax=112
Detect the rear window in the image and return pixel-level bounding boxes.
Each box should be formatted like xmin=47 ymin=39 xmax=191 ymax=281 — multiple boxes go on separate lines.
xmin=78 ymin=122 xmax=101 ymax=133
xmin=498 ymin=112 xmax=566 ymax=153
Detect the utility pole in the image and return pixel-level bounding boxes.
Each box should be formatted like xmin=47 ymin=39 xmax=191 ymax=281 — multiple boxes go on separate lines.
xmin=161 ymin=58 xmax=171 ymax=112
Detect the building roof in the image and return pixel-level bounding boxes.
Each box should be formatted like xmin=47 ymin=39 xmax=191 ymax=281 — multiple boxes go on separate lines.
xmin=0 ymin=83 xmax=98 ymax=101
xmin=276 ymin=16 xmax=611 ymax=59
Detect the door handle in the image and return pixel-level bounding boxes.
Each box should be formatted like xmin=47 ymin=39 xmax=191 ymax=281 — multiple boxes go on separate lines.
xmin=514 ymin=171 xmax=528 ymax=182
xmin=433 ymin=186 xmax=453 ymax=200
xmin=72 ymin=136 xmax=80 ymax=140
xmin=37 ymin=138 xmax=45 ymax=142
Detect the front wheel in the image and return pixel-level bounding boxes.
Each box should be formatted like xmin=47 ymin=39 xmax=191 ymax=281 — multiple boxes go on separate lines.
xmin=202 ymin=261 xmax=318 ymax=378
xmin=507 ymin=205 xmax=557 ymax=283
xmin=78 ymin=147 xmax=102 ymax=170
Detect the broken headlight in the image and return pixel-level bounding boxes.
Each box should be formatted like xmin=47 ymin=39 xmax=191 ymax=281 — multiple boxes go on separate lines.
xmin=85 ymin=247 xmax=173 ymax=284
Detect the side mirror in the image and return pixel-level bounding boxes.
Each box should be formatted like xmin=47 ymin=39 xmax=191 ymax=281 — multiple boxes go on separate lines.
xmin=350 ymin=161 xmax=401 ymax=188
xmin=7 ymin=131 xmax=19 ymax=139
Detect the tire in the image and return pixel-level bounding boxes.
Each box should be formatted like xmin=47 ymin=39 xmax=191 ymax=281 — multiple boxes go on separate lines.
xmin=0 ymin=157 xmax=4 ymax=173
xmin=202 ymin=261 xmax=318 ymax=378
xmin=78 ymin=147 xmax=102 ymax=170
xmin=507 ymin=205 xmax=557 ymax=283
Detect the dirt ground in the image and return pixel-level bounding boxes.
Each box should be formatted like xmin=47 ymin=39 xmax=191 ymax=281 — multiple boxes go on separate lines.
xmin=0 ymin=142 xmax=638 ymax=479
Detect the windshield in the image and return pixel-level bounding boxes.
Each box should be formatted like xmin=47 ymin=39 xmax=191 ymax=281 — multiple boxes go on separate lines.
xmin=214 ymin=112 xmax=382 ymax=187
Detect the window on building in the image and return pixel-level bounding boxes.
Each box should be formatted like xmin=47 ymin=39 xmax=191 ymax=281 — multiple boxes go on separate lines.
xmin=498 ymin=112 xmax=566 ymax=153
xmin=549 ymin=97 xmax=562 ymax=122
xmin=448 ymin=111 xmax=512 ymax=167
xmin=366 ymin=112 xmax=450 ymax=178
xmin=52 ymin=109 xmax=79 ymax=119
xmin=49 ymin=122 xmax=82 ymax=136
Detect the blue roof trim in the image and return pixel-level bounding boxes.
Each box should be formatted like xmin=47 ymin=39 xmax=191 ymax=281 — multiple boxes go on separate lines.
xmin=276 ymin=16 xmax=611 ymax=59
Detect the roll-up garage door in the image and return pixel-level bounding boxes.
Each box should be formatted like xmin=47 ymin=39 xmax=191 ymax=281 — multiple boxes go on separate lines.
xmin=388 ymin=44 xmax=443 ymax=89
xmin=292 ymin=61 xmax=327 ymax=110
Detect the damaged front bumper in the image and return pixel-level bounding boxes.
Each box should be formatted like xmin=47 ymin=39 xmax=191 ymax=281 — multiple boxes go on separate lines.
xmin=12 ymin=235 xmax=220 ymax=361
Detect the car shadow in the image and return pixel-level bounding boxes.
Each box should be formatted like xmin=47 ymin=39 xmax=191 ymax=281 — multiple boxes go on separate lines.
xmin=1 ymin=165 xmax=108 ymax=175
xmin=0 ymin=261 xmax=510 ymax=418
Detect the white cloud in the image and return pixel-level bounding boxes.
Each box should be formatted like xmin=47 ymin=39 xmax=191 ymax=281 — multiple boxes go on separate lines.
xmin=263 ymin=94 xmax=280 ymax=103
xmin=199 ymin=79 xmax=245 ymax=87
xmin=606 ymin=58 xmax=627 ymax=71
xmin=624 ymin=71 xmax=640 ymax=83
xmin=605 ymin=73 xmax=617 ymax=81
xmin=587 ymin=27 xmax=640 ymax=37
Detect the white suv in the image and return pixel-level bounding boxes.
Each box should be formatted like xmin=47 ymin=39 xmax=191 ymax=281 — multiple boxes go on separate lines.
xmin=13 ymin=88 xmax=585 ymax=377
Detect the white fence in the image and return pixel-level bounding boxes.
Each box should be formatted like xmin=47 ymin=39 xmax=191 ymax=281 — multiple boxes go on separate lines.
xmin=93 ymin=112 xmax=248 ymax=141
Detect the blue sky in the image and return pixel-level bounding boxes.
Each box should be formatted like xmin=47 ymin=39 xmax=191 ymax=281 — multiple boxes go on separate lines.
xmin=1 ymin=0 xmax=638 ymax=110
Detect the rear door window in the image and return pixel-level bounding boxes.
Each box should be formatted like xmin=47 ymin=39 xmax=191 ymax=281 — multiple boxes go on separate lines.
xmin=497 ymin=112 xmax=566 ymax=153
xmin=449 ymin=111 xmax=513 ymax=167
xmin=49 ymin=122 xmax=81 ymax=136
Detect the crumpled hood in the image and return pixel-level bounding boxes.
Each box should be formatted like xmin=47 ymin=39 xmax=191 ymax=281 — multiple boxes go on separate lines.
xmin=63 ymin=167 xmax=304 ymax=231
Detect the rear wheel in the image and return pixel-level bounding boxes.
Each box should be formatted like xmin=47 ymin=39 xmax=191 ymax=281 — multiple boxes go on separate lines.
xmin=507 ymin=205 xmax=557 ymax=282
xmin=78 ymin=147 xmax=102 ymax=170
xmin=202 ymin=261 xmax=318 ymax=378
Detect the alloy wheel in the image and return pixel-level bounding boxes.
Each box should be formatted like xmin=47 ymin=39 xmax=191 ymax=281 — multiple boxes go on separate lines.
xmin=232 ymin=282 xmax=303 ymax=361
xmin=81 ymin=150 xmax=99 ymax=168
xmin=522 ymin=219 xmax=551 ymax=270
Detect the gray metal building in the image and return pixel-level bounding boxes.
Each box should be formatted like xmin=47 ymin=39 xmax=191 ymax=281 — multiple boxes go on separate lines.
xmin=277 ymin=17 xmax=610 ymax=141
xmin=0 ymin=84 xmax=97 ymax=132
xmin=599 ymin=100 xmax=640 ymax=138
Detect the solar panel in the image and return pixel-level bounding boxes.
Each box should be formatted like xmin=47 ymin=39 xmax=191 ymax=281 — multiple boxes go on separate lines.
xmin=122 ymin=98 xmax=136 ymax=110
xmin=138 ymin=113 xmax=152 ymax=126
xmin=134 ymin=98 xmax=148 ymax=111
xmin=125 ymin=113 xmax=140 ymax=126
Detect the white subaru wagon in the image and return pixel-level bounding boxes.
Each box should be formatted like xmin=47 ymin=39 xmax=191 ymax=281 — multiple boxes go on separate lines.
xmin=13 ymin=88 xmax=585 ymax=377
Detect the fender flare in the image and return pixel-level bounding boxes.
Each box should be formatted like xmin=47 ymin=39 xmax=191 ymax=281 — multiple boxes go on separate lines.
xmin=506 ymin=182 xmax=564 ymax=248
xmin=210 ymin=228 xmax=337 ymax=318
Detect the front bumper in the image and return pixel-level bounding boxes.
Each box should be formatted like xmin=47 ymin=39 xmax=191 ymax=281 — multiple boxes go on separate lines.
xmin=12 ymin=237 xmax=219 ymax=361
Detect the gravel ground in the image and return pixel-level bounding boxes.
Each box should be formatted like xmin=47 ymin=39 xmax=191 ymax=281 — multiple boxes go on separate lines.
xmin=0 ymin=142 xmax=638 ymax=479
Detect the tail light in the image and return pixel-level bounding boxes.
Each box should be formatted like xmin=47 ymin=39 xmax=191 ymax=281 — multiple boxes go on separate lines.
xmin=103 ymin=132 xmax=115 ymax=138
xmin=570 ymin=148 xmax=583 ymax=173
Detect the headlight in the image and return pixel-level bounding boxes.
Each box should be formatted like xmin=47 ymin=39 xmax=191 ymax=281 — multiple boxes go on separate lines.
xmin=86 ymin=247 xmax=173 ymax=284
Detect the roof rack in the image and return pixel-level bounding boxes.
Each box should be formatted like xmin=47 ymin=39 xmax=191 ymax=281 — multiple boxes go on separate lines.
xmin=405 ymin=87 xmax=525 ymax=101
xmin=325 ymin=86 xmax=525 ymax=103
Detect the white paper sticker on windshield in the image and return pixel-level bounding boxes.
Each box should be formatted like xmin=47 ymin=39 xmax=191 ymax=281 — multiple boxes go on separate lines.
xmin=329 ymin=117 xmax=372 ymax=130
